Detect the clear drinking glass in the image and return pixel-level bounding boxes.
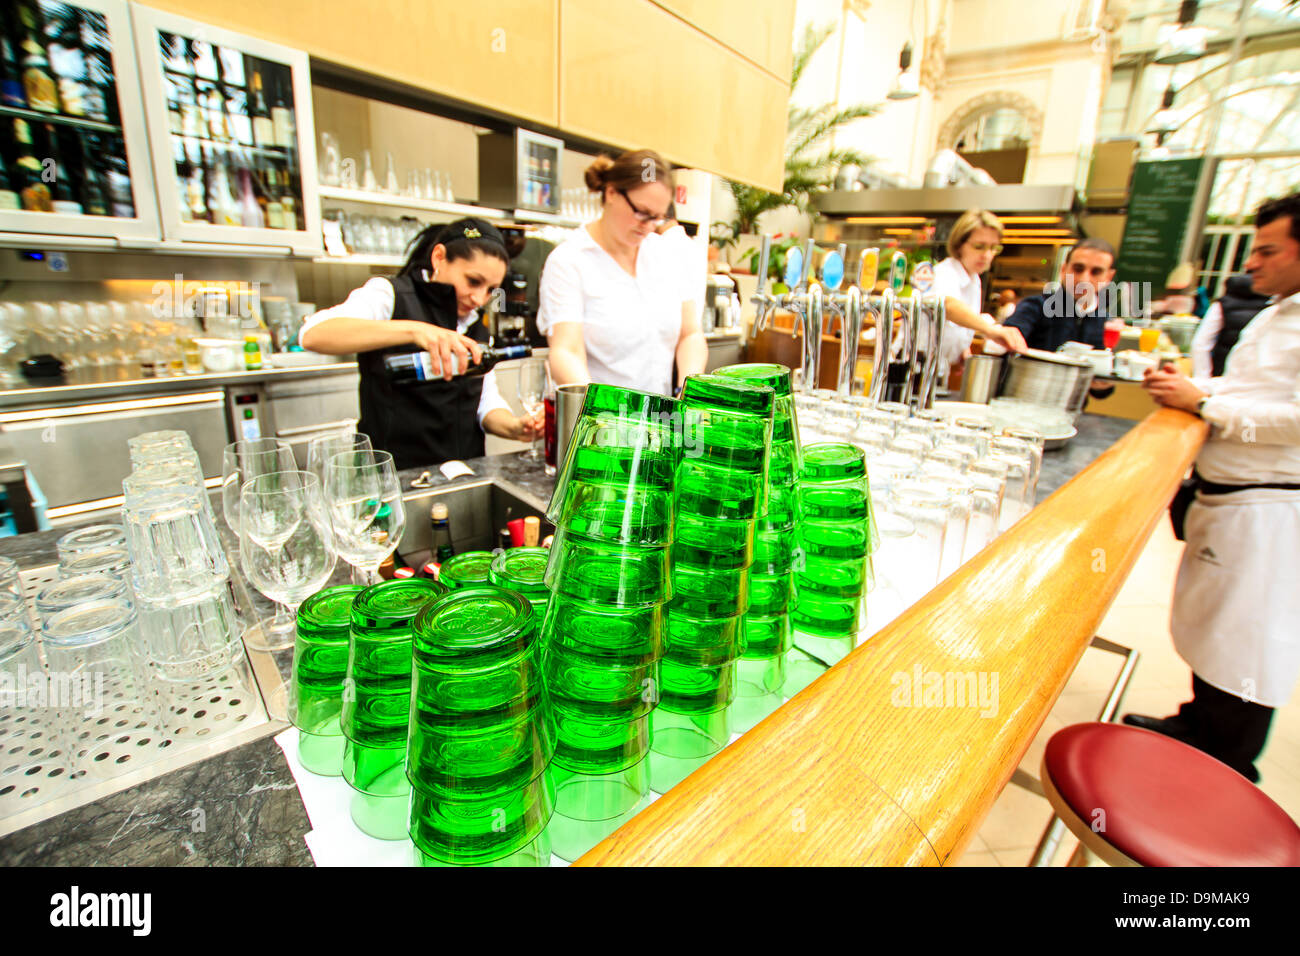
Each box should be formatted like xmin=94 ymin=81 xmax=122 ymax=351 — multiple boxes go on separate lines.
xmin=517 ymin=359 xmax=546 ymax=462
xmin=996 ymin=432 xmax=1043 ymax=500
xmin=306 ymin=431 xmax=372 ymax=484
xmin=222 ymin=439 xmax=296 ymax=534
xmin=324 ymin=449 xmax=406 ymax=585
xmin=966 ymin=459 xmax=1009 ymax=557
xmin=239 ymin=471 xmax=338 ymax=650
xmin=922 ymin=473 xmax=975 ymax=581
xmin=885 ymin=480 xmax=949 ymax=604
xmin=990 ymin=449 xmax=1033 ymax=532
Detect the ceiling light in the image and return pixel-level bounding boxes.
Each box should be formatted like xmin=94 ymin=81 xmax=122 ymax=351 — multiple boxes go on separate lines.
xmin=887 ymin=43 xmax=919 ymax=101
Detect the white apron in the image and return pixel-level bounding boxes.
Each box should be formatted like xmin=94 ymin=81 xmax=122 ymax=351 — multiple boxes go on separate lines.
xmin=1171 ymin=488 xmax=1300 ymax=707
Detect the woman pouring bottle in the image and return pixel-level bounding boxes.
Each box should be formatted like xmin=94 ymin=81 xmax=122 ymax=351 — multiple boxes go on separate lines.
xmin=300 ymin=217 xmax=542 ymax=470
xmin=539 ymin=149 xmax=707 ymax=395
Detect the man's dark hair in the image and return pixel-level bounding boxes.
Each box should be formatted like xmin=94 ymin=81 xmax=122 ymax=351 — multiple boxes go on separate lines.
xmin=1255 ymin=193 xmax=1300 ymax=244
xmin=1066 ymin=237 xmax=1116 ymax=266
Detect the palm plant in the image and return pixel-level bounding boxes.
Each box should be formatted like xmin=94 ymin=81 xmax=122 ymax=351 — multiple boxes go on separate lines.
xmin=714 ymin=22 xmax=880 ymax=260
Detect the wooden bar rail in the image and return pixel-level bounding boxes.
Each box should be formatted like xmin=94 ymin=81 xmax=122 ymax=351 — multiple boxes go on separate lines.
xmin=577 ymin=408 xmax=1208 ymax=866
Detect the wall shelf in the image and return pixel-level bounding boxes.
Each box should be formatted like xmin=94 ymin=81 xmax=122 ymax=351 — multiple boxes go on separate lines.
xmin=317 ymin=185 xmax=508 ymax=220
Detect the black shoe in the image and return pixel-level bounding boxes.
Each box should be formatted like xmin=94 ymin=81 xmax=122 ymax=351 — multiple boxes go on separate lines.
xmin=1122 ymin=713 xmax=1195 ymax=744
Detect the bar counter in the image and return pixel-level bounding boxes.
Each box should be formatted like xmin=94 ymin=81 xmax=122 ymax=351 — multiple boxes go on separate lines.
xmin=0 ymin=414 xmax=1147 ymax=866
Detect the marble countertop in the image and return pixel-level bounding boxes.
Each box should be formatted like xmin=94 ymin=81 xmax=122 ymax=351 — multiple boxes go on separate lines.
xmin=0 ymin=418 xmax=1135 ymax=865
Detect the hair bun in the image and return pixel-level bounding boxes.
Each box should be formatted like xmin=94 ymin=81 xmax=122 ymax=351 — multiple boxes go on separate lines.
xmin=584 ymin=156 xmax=614 ymax=193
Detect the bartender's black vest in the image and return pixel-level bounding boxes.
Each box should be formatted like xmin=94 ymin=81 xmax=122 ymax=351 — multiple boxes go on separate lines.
xmin=356 ymin=275 xmax=489 ymax=470
xmin=1211 ymin=275 xmax=1270 ymax=377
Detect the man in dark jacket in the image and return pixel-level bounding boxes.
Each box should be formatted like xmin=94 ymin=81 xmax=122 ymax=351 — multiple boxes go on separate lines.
xmin=1190 ymin=274 xmax=1271 ymax=379
xmin=1004 ymin=239 xmax=1117 ymax=352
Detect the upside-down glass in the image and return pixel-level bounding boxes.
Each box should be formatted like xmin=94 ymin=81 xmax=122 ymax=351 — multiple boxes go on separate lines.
xmin=324 ymin=449 xmax=406 ymax=586
xmin=965 ymin=459 xmax=1008 ymax=558
xmin=239 ymin=471 xmax=338 ymax=652
xmin=121 ymin=486 xmax=228 ymax=602
xmin=55 ymin=525 xmax=127 ymax=563
xmin=1001 ymin=427 xmax=1045 ymax=492
xmin=922 ymin=473 xmax=976 ymax=581
xmin=885 ymin=480 xmax=949 ymax=606
xmin=293 ymin=584 xmax=365 ymax=775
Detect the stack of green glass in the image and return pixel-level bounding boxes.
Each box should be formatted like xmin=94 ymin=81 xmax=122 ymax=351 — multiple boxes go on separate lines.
xmin=341 ymin=577 xmax=447 ymax=839
xmin=713 ymin=363 xmax=802 ymax=732
xmin=541 ymin=382 xmax=680 ymax=862
xmin=489 ymin=547 xmax=550 ymax=618
xmin=650 ymin=373 xmax=773 ymax=792
xmin=292 ymin=584 xmax=365 ymax=776
xmin=785 ymin=442 xmax=871 ymax=696
xmin=439 ymin=551 xmax=495 ymax=590
xmin=407 ymin=585 xmax=554 ymax=866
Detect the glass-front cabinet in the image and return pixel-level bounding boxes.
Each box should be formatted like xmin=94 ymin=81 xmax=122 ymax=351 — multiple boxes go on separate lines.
xmin=130 ymin=4 xmax=321 ymax=254
xmin=0 ymin=0 xmax=161 ymax=240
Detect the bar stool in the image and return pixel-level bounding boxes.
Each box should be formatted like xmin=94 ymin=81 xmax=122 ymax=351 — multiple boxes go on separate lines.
xmin=1041 ymin=722 xmax=1300 ymax=867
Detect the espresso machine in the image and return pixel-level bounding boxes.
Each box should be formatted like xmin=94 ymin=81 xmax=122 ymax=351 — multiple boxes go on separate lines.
xmin=490 ymin=270 xmax=529 ymax=345
xmin=702 ymin=275 xmax=741 ymax=333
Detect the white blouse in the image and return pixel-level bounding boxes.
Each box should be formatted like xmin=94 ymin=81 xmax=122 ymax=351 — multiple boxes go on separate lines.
xmin=931 ymin=257 xmax=982 ymax=374
xmin=302 ymin=276 xmax=512 ymax=424
xmin=537 ymin=226 xmax=691 ymax=396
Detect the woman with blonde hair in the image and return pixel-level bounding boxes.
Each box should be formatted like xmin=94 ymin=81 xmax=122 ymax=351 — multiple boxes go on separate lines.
xmin=539 ymin=148 xmax=707 ymax=396
xmin=931 ymin=208 xmax=1012 ymax=379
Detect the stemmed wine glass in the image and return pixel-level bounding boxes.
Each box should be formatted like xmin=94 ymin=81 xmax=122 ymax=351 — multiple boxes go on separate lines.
xmin=323 ymin=449 xmax=406 ymax=585
xmin=239 ymin=471 xmax=337 ymax=657
xmin=517 ymin=359 xmax=545 ymax=462
xmin=307 ymin=430 xmax=372 ymax=484
xmin=222 ymin=438 xmax=297 ymax=647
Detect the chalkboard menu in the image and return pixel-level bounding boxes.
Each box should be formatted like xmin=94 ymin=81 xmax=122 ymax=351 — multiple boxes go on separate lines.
xmin=1117 ymin=157 xmax=1205 ymax=291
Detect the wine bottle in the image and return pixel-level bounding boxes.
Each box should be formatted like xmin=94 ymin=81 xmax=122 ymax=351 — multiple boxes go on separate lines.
xmin=19 ymin=30 xmax=60 ymax=113
xmin=185 ymin=153 xmax=207 ymax=222
xmin=263 ymin=164 xmax=284 ymax=229
xmin=278 ymin=169 xmax=297 ymax=229
xmin=237 ymin=166 xmax=263 ymax=228
xmin=0 ymin=153 xmax=21 ymax=210
xmin=13 ymin=118 xmax=52 ymax=211
xmin=1 ymin=34 xmax=28 ymax=108
xmin=44 ymin=4 xmax=87 ymax=117
xmin=44 ymin=125 xmax=82 ymax=214
xmin=103 ymin=144 xmax=133 ymax=218
xmin=383 ymin=344 xmax=532 ymax=385
xmin=77 ymin=132 xmax=109 ymax=216
xmin=271 ymin=73 xmax=294 ymax=148
xmin=78 ymin=9 xmax=112 ymax=124
xmin=248 ymin=71 xmax=274 ymax=147
xmin=429 ymin=503 xmax=454 ymax=564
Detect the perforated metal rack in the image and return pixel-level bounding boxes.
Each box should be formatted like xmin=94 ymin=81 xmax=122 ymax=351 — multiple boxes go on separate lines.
xmin=0 ymin=564 xmax=288 ymax=838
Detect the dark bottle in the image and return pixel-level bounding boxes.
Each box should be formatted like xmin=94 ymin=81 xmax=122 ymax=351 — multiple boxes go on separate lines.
xmin=13 ymin=118 xmax=52 ymax=211
xmin=429 ymin=502 xmax=454 ymax=565
xmin=79 ymin=10 xmax=114 ymax=124
xmin=248 ymin=70 xmax=273 ymax=147
xmin=0 ymin=152 xmax=21 ymax=210
xmin=384 ymin=344 xmax=532 ymax=385
xmin=77 ymin=133 xmax=109 ymax=216
xmin=44 ymin=125 xmax=82 ymax=215
xmin=1 ymin=33 xmax=27 ymax=108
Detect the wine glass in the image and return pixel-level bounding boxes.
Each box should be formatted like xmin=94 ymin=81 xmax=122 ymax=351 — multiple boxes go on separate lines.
xmin=517 ymin=359 xmax=545 ymax=462
xmin=307 ymin=430 xmax=372 ymax=484
xmin=323 ymin=449 xmax=406 ymax=585
xmin=239 ymin=471 xmax=337 ymax=653
xmin=222 ymin=438 xmax=296 ymax=644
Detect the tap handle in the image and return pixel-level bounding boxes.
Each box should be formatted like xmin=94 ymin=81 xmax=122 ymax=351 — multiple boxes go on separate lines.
xmin=754 ymin=234 xmax=772 ymax=299
xmin=887 ymin=250 xmax=908 ymax=293
xmin=858 ymin=247 xmax=880 ymax=290
xmin=836 ymin=242 xmax=848 ymax=265
xmin=799 ymin=238 xmax=815 ymax=290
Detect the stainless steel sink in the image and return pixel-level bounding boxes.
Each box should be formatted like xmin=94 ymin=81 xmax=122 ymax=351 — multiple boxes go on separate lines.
xmin=396 ymin=479 xmax=554 ymax=562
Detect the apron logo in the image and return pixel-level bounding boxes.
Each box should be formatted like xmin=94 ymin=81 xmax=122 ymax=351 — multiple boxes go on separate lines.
xmin=1196 ymin=545 xmax=1220 ymax=565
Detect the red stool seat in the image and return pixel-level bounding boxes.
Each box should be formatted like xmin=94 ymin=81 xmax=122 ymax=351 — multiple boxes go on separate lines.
xmin=1044 ymin=722 xmax=1300 ymax=867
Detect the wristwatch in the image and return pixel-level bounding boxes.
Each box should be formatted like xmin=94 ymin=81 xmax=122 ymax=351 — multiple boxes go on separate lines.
xmin=1196 ymin=396 xmax=1209 ymax=418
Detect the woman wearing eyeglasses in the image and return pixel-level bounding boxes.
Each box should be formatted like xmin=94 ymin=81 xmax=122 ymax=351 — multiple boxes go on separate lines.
xmin=930 ymin=208 xmax=1014 ymax=382
xmin=539 ymin=149 xmax=707 ymax=396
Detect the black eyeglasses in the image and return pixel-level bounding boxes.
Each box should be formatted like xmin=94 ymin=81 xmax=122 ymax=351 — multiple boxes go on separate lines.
xmin=617 ymin=189 xmax=670 ymax=226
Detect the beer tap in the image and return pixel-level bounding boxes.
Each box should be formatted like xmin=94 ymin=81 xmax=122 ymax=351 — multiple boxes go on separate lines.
xmin=914 ymin=293 xmax=946 ymax=410
xmin=748 ymin=234 xmax=778 ymax=343
xmin=820 ymin=245 xmax=872 ymax=396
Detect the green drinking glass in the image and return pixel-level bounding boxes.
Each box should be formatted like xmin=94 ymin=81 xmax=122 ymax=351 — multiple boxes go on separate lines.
xmin=439 ymin=550 xmax=495 ymax=591
xmin=542 ymin=591 xmax=662 ymax=665
xmin=552 ymin=481 xmax=673 ymax=546
xmin=549 ymin=756 xmax=650 ymax=863
xmin=406 ymin=586 xmax=555 ymax=865
xmin=293 ymin=584 xmax=365 ymax=776
xmin=544 ymin=527 xmax=670 ymax=606
xmin=675 ymin=459 xmax=765 ymax=521
xmin=544 ymin=642 xmax=660 ymax=725
xmin=663 ymin=610 xmax=743 ymax=667
xmin=341 ymin=577 xmax=447 ymax=839
xmin=680 ymin=373 xmax=773 ymax=479
xmin=752 ymin=528 xmax=796 ymax=576
xmin=659 ymin=658 xmax=736 ymax=715
xmin=746 ymin=572 xmax=793 ymax=617
xmin=488 ymin=547 xmax=551 ymax=615
xmin=739 ymin=610 xmax=792 ymax=659
xmin=649 ymin=706 xmax=730 ymax=794
xmin=668 ymin=562 xmax=749 ymax=618
xmin=671 ymin=512 xmax=753 ymax=572
xmin=800 ymin=442 xmax=866 ymax=482
xmin=732 ymin=653 xmax=786 ymax=734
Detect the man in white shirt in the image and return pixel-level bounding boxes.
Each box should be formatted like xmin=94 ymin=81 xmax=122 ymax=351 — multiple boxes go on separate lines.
xmin=1126 ymin=193 xmax=1300 ymax=782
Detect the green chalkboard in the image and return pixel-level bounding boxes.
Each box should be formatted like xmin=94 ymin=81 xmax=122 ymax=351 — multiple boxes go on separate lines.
xmin=1118 ymin=157 xmax=1205 ymax=291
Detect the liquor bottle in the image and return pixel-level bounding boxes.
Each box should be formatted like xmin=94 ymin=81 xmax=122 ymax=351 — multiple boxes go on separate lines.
xmin=78 ymin=9 xmax=112 ymax=124
xmin=78 ymin=133 xmax=109 ymax=216
xmin=243 ymin=332 xmax=262 ymax=370
xmin=206 ymin=85 xmax=230 ymax=142
xmin=1 ymin=34 xmax=27 ymax=108
xmin=278 ymin=168 xmax=297 ymax=229
xmin=248 ymin=71 xmax=274 ymax=148
xmin=13 ymin=118 xmax=52 ymax=211
xmin=383 ymin=344 xmax=532 ymax=385
xmin=19 ymin=29 xmax=60 ymax=113
xmin=44 ymin=4 xmax=87 ymax=117
xmin=429 ymin=503 xmax=454 ymax=565
xmin=237 ymin=167 xmax=263 ymax=228
xmin=103 ymin=145 xmax=133 ymax=218
xmin=0 ymin=153 xmax=21 ymax=210
xmin=263 ymin=164 xmax=284 ymax=229
xmin=44 ymin=126 xmax=82 ymax=214
xmin=225 ymin=86 xmax=252 ymax=146
xmin=185 ymin=158 xmax=207 ymax=222
xmin=271 ymin=73 xmax=294 ymax=148
xmin=208 ymin=154 xmax=239 ymax=225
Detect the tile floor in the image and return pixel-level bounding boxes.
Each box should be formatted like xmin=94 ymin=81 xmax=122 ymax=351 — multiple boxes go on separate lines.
xmin=955 ymin=515 xmax=1300 ymax=867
